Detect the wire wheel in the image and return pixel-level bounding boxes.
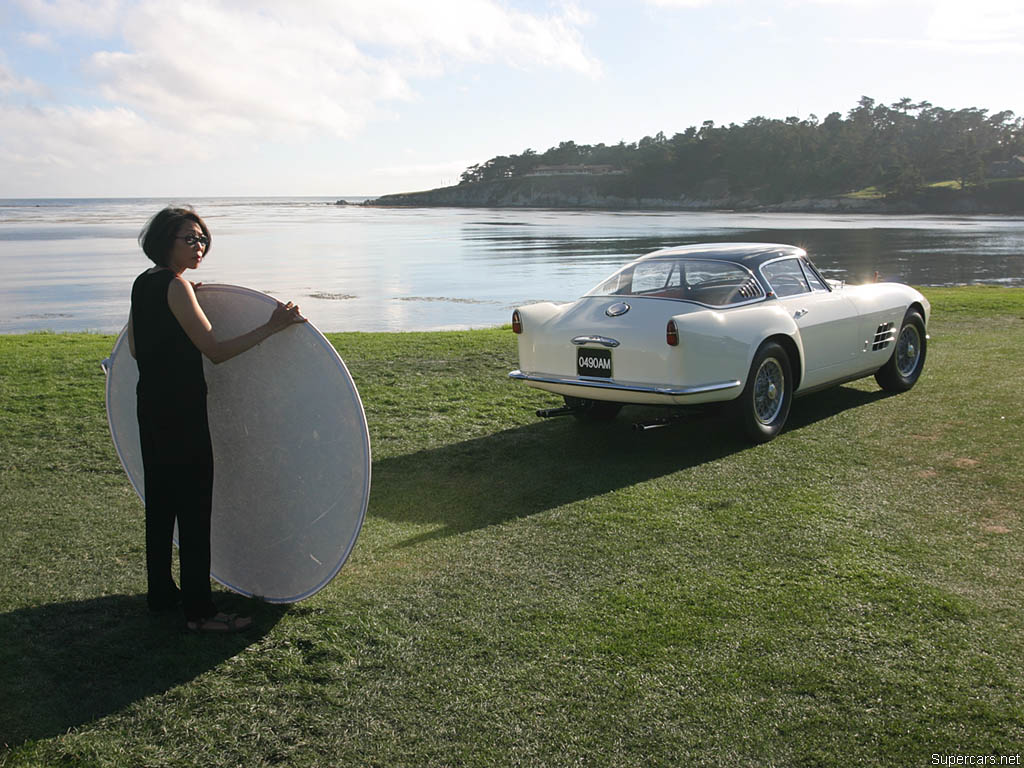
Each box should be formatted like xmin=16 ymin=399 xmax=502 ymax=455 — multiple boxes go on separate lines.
xmin=735 ymin=341 xmax=792 ymax=443
xmin=753 ymin=356 xmax=786 ymax=425
xmin=875 ymin=310 xmax=927 ymax=393
xmin=895 ymin=323 xmax=922 ymax=377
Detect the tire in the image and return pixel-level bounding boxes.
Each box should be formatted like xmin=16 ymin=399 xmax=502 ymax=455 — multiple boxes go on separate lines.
xmin=874 ymin=310 xmax=926 ymax=393
xmin=734 ymin=341 xmax=793 ymax=443
xmin=564 ymin=395 xmax=623 ymax=422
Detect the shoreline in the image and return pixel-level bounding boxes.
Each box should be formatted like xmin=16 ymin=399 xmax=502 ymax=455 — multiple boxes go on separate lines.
xmin=366 ymin=178 xmax=1024 ymax=216
xmin=4 ymin=285 xmax=1021 ymax=338
xmin=364 ymin=197 xmax=1024 ymax=216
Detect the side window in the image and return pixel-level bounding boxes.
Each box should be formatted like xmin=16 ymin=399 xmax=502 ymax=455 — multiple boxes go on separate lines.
xmin=667 ymin=264 xmax=681 ymax=289
xmin=762 ymin=258 xmax=811 ymax=298
xmin=800 ymin=259 xmax=829 ymax=292
xmin=680 ymin=260 xmax=763 ymax=305
xmin=586 ymin=258 xmax=762 ymax=305
xmin=631 ymin=261 xmax=676 ymax=293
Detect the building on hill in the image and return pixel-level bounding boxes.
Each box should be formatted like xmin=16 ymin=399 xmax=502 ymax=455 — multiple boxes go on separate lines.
xmin=987 ymin=156 xmax=1024 ymax=178
xmin=523 ymin=164 xmax=626 ymax=177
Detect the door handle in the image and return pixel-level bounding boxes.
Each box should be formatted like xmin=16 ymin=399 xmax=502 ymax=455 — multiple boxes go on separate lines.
xmin=571 ymin=335 xmax=620 ymax=348
xmin=794 ymin=309 xmax=808 ymax=319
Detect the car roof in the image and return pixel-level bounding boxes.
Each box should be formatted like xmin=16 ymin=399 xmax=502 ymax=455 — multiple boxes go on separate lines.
xmin=636 ymin=242 xmax=807 ymax=269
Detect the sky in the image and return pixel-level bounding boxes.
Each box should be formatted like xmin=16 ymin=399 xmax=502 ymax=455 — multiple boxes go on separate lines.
xmin=1 ymin=0 xmax=1021 ymax=198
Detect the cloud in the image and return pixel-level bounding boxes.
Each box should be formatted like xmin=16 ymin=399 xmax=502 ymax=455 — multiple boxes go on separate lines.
xmin=785 ymin=0 xmax=1024 ymax=43
xmin=926 ymin=0 xmax=1024 ymax=48
xmin=18 ymin=31 xmax=57 ymax=50
xmin=644 ymin=0 xmax=717 ymax=7
xmin=644 ymin=0 xmax=1024 ymax=51
xmin=18 ymin=0 xmax=600 ymax=136
xmin=0 ymin=54 xmax=45 ymax=96
xmin=0 ymin=103 xmax=202 ymax=170
xmin=372 ymin=158 xmax=475 ymax=178
xmin=824 ymin=0 xmax=1024 ymax=54
xmin=4 ymin=0 xmax=600 ymax=183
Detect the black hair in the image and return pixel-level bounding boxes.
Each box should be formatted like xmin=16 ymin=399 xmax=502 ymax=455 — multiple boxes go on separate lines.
xmin=138 ymin=207 xmax=212 ymax=267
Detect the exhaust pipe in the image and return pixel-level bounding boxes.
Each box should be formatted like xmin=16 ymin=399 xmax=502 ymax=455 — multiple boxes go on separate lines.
xmin=632 ymin=411 xmax=698 ymax=431
xmin=632 ymin=418 xmax=672 ymax=431
xmin=536 ymin=405 xmax=578 ymax=418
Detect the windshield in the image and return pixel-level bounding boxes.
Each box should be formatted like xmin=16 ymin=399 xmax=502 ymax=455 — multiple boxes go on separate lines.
xmin=586 ymin=258 xmax=765 ymax=307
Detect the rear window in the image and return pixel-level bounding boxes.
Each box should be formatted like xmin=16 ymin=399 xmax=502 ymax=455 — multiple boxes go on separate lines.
xmin=586 ymin=258 xmax=764 ymax=307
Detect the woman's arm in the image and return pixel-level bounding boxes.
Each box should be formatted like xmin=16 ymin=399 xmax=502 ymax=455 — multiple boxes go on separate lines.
xmin=166 ymin=275 xmax=305 ymax=364
xmin=127 ymin=312 xmax=136 ymax=359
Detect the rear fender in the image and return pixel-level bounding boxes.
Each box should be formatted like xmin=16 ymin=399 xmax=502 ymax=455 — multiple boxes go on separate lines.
xmin=672 ymin=302 xmax=803 ymax=396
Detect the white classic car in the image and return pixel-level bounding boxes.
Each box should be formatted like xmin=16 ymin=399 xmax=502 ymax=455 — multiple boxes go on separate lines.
xmin=509 ymin=243 xmax=930 ymax=443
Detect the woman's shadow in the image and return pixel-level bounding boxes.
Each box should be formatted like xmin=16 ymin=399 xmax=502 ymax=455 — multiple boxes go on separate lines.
xmin=1 ymin=384 xmax=888 ymax=748
xmin=0 ymin=594 xmax=285 ymax=747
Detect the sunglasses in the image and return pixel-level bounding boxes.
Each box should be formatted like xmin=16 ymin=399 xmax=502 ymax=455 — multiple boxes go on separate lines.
xmin=176 ymin=234 xmax=210 ymax=247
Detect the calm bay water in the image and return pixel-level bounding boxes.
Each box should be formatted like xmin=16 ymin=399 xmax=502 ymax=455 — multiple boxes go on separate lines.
xmin=1 ymin=197 xmax=1022 ymax=334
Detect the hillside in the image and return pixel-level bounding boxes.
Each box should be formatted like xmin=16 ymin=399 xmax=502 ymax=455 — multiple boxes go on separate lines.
xmin=369 ymin=175 xmax=1024 ymax=214
xmin=369 ymin=96 xmax=1024 ymax=213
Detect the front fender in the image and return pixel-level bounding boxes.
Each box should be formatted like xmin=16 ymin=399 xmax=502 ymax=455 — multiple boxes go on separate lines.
xmin=843 ymin=283 xmax=930 ymax=321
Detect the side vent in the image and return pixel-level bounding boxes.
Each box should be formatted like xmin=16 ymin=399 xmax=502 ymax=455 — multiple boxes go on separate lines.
xmin=736 ymin=279 xmax=764 ymax=299
xmin=872 ymin=321 xmax=896 ymax=351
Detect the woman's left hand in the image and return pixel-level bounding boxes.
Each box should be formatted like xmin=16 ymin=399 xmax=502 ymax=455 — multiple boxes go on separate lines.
xmin=268 ymin=300 xmax=306 ymax=332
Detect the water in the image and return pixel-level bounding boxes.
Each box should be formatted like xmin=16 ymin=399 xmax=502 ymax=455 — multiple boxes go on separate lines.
xmin=1 ymin=197 xmax=1022 ymax=334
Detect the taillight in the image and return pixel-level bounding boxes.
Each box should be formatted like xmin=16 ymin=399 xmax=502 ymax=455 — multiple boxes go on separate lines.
xmin=512 ymin=309 xmax=523 ymax=334
xmin=666 ymin=319 xmax=679 ymax=346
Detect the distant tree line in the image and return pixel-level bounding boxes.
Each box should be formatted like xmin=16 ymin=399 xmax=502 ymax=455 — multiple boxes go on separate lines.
xmin=458 ymin=97 xmax=1024 ymax=202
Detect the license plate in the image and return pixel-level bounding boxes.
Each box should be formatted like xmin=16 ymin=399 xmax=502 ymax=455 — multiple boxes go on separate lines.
xmin=577 ymin=347 xmax=612 ymax=378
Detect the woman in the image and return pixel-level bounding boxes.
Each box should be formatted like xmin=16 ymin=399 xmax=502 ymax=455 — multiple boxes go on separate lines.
xmin=128 ymin=206 xmax=304 ymax=632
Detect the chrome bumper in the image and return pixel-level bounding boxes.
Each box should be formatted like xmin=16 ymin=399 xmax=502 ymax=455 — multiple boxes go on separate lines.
xmin=508 ymin=370 xmax=740 ymax=397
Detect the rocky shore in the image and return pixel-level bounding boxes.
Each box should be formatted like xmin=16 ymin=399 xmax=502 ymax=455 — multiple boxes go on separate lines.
xmin=364 ymin=176 xmax=1024 ymax=215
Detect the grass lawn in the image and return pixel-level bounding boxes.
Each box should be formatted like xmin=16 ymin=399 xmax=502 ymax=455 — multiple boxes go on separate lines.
xmin=1 ymin=286 xmax=1022 ymax=767
xmin=846 ymin=177 xmax=1024 ymax=199
xmin=842 ymin=186 xmax=885 ymax=200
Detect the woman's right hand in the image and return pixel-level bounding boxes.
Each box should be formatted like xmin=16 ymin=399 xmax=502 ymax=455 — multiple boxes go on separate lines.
xmin=268 ymin=301 xmax=306 ymax=333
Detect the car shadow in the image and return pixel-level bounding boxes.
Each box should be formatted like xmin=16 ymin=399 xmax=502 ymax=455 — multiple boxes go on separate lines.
xmin=369 ymin=383 xmax=890 ymax=547
xmin=0 ymin=593 xmax=287 ymax=747
xmin=788 ymin=381 xmax=893 ymax=429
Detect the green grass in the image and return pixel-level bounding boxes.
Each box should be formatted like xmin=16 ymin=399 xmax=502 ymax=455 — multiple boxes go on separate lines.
xmin=2 ymin=286 xmax=1023 ymax=766
xmin=845 ymin=181 xmax=966 ymax=197
xmin=928 ymin=176 xmax=1024 ymax=189
xmin=847 ymin=177 xmax=1024 ymax=198
xmin=842 ymin=186 xmax=885 ymax=200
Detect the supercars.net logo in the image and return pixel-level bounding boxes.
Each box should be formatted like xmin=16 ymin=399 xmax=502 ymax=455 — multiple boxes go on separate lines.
xmin=931 ymin=756 xmax=1021 ymax=766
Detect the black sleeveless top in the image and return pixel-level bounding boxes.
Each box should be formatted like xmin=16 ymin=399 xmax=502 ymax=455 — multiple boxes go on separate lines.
xmin=131 ymin=269 xmax=207 ymax=403
xmin=132 ymin=269 xmax=212 ymax=466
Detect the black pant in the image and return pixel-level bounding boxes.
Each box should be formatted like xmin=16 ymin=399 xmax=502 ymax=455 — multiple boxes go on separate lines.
xmin=143 ymin=461 xmax=216 ymax=620
xmin=138 ymin=394 xmax=217 ymax=621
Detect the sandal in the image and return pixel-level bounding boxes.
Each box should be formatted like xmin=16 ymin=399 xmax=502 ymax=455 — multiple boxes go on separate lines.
xmin=186 ymin=612 xmax=252 ymax=633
